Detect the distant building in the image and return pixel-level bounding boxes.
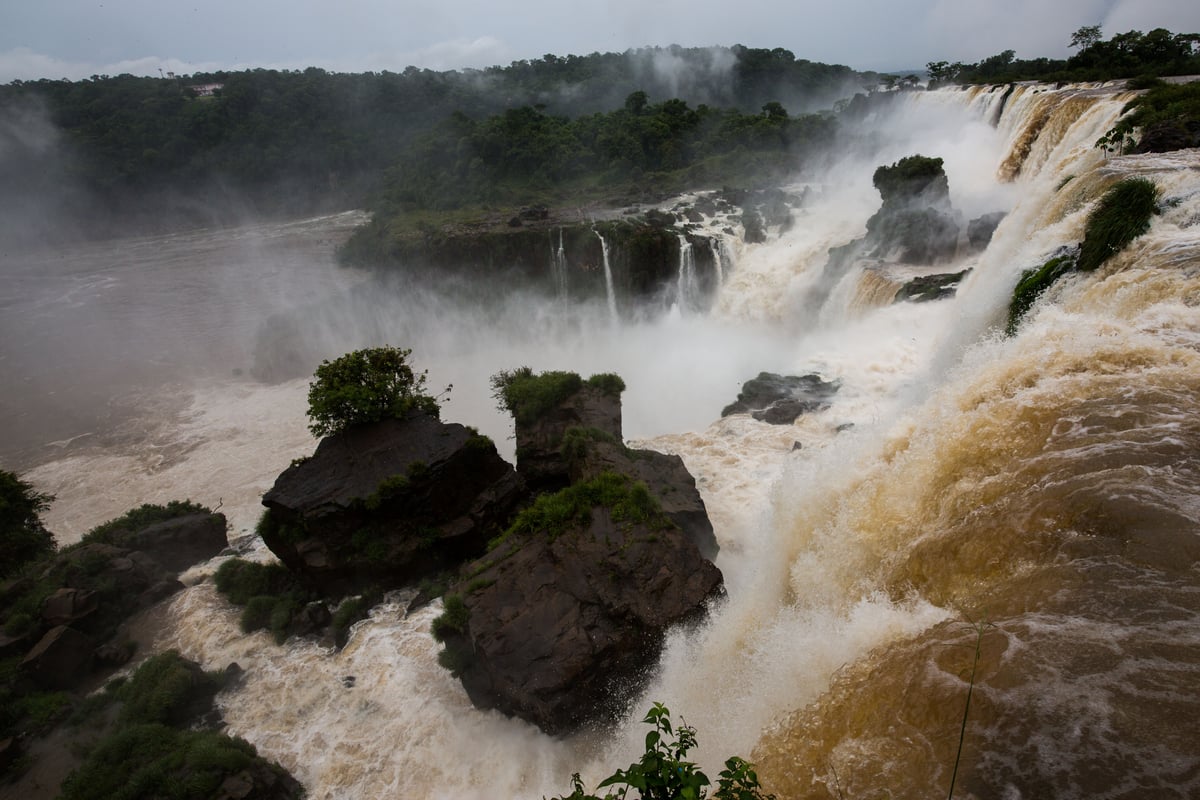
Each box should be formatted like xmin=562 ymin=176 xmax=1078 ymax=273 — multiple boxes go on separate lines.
xmin=190 ymin=83 xmax=224 ymax=97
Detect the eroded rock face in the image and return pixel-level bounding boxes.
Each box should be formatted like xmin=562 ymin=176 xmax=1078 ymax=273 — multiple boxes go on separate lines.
xmin=567 ymin=440 xmax=719 ymax=561
xmin=722 ymin=372 xmax=840 ymax=425
xmin=443 ymin=508 xmax=723 ymax=735
xmin=261 ymin=414 xmax=525 ymax=593
xmin=514 ymin=384 xmax=622 ymax=492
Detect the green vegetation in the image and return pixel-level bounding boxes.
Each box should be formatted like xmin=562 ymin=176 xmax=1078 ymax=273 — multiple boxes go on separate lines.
xmin=547 ymin=703 xmax=775 ymax=800
xmin=1008 ymin=178 xmax=1158 ymax=335
xmin=1 ymin=47 xmax=874 ymax=232
xmin=1076 ymin=177 xmax=1159 ymax=272
xmin=430 ymin=593 xmax=469 ymax=643
xmin=1006 ymin=254 xmax=1076 ymax=335
xmin=491 ymin=368 xmax=626 ymax=426
xmin=213 ymin=558 xmax=314 ymax=643
xmin=76 ymin=500 xmax=210 ymax=548
xmin=1097 ymin=81 xmax=1200 ymax=154
xmin=0 ymin=469 xmax=55 ymax=578
xmin=496 ymin=472 xmax=671 ymax=549
xmin=927 ymin=26 xmax=1200 ymax=86
xmin=59 ymin=724 xmax=269 ymax=800
xmin=586 ymin=373 xmax=627 ymax=397
xmin=306 ymin=346 xmax=447 ymax=437
xmin=561 ymin=426 xmax=625 ymax=466
xmin=872 ymin=155 xmax=945 ymax=201
xmin=491 ymin=367 xmax=582 ymax=424
xmin=113 ymin=650 xmax=223 ymax=727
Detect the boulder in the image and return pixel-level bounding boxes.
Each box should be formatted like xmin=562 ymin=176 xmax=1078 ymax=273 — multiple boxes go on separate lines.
xmin=41 ymin=587 xmax=99 ymax=627
xmin=101 ymin=512 xmax=229 ymax=574
xmin=442 ymin=506 xmax=723 ymax=735
xmin=20 ymin=625 xmax=94 ymax=689
xmin=721 ymin=372 xmax=840 ymax=424
xmin=261 ymin=414 xmax=525 ymax=594
xmin=894 ymin=269 xmax=970 ymax=303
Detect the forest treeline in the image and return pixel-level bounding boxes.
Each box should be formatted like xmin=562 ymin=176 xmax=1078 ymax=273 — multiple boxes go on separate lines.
xmin=0 ymin=45 xmax=873 ymax=234
xmin=2 ymin=29 xmax=1197 ymax=242
xmin=928 ymin=26 xmax=1200 ymax=86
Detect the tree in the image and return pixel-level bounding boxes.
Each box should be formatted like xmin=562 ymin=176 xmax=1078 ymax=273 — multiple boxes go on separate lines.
xmin=306 ymin=346 xmax=446 ymax=437
xmin=0 ymin=469 xmax=55 ymax=578
xmin=1070 ymin=25 xmax=1103 ymax=50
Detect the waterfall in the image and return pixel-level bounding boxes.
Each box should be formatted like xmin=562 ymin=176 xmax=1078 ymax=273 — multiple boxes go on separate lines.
xmin=552 ymin=228 xmax=568 ymax=300
xmin=595 ymin=229 xmax=618 ymax=323
xmin=674 ymin=233 xmax=698 ymax=312
xmin=16 ymin=83 xmax=1200 ymax=800
xmin=708 ymin=237 xmax=726 ymax=288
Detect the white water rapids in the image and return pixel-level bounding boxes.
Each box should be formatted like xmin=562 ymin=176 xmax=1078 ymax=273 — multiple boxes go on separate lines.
xmin=5 ymin=82 xmax=1200 ymax=798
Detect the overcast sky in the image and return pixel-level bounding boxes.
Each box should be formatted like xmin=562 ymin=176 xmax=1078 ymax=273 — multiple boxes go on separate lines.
xmin=2 ymin=0 xmax=1199 ymax=82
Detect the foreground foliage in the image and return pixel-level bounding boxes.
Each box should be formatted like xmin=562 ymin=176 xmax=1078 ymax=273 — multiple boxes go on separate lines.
xmin=0 ymin=469 xmax=55 ymax=578
xmin=547 ymin=703 xmax=775 ymax=800
xmin=307 ymin=346 xmax=445 ymax=437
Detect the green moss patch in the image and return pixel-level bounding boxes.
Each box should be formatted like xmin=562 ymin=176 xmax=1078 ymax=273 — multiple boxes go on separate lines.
xmin=1076 ymin=177 xmax=1159 ymax=272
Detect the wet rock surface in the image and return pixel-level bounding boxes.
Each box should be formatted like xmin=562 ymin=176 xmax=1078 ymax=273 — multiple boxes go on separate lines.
xmin=722 ymin=372 xmax=840 ymax=424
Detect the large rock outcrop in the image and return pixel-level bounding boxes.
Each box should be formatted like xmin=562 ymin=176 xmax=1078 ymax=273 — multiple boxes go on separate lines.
xmin=261 ymin=414 xmax=524 ymax=593
xmin=4 ymin=507 xmax=227 ymax=694
xmin=504 ymin=371 xmax=717 ymax=559
xmin=432 ymin=371 xmax=725 ymax=734
xmin=803 ymin=154 xmax=962 ymax=316
xmin=439 ymin=495 xmax=723 ymax=736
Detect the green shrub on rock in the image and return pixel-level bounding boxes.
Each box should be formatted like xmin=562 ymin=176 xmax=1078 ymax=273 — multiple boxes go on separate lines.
xmin=307 ymin=345 xmax=446 ymax=437
xmin=78 ymin=500 xmax=209 ymax=547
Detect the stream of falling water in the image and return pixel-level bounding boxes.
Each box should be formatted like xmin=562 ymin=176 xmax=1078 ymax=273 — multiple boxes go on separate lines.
xmin=9 ymin=84 xmax=1200 ymax=799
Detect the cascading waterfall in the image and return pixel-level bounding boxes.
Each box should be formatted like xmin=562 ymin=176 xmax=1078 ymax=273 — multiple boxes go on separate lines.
xmin=674 ymin=233 xmax=699 ymax=311
xmin=14 ymin=83 xmax=1200 ymax=800
xmin=552 ymin=228 xmax=568 ymax=300
xmin=708 ymin=237 xmax=727 ymax=288
xmin=594 ymin=229 xmax=618 ymax=323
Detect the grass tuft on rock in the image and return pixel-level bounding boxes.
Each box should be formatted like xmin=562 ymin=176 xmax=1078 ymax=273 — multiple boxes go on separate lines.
xmin=1076 ymin=177 xmax=1159 ymax=272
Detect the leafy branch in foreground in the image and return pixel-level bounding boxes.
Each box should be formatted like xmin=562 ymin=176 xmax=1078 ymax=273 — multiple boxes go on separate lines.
xmin=546 ymin=703 xmax=775 ymax=800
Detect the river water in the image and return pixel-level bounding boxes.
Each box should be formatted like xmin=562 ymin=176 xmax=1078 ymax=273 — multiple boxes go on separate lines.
xmin=5 ymin=84 xmax=1200 ymax=798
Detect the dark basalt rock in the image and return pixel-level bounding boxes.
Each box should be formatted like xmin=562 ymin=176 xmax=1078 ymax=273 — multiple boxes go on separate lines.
xmin=444 ymin=509 xmax=723 ymax=736
xmin=722 ymin=372 xmax=840 ymax=424
xmin=567 ymin=439 xmax=719 ymax=561
xmin=261 ymin=414 xmax=525 ymax=594
xmin=98 ymin=512 xmax=229 ymax=574
xmin=967 ymin=212 xmax=1007 ymax=252
xmin=514 ymin=383 xmax=622 ymax=492
xmin=894 ymin=269 xmax=971 ymax=303
xmin=20 ymin=625 xmax=94 ymax=689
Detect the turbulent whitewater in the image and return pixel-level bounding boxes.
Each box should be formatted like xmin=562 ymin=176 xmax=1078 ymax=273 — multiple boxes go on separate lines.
xmin=8 ymin=82 xmax=1200 ymax=799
